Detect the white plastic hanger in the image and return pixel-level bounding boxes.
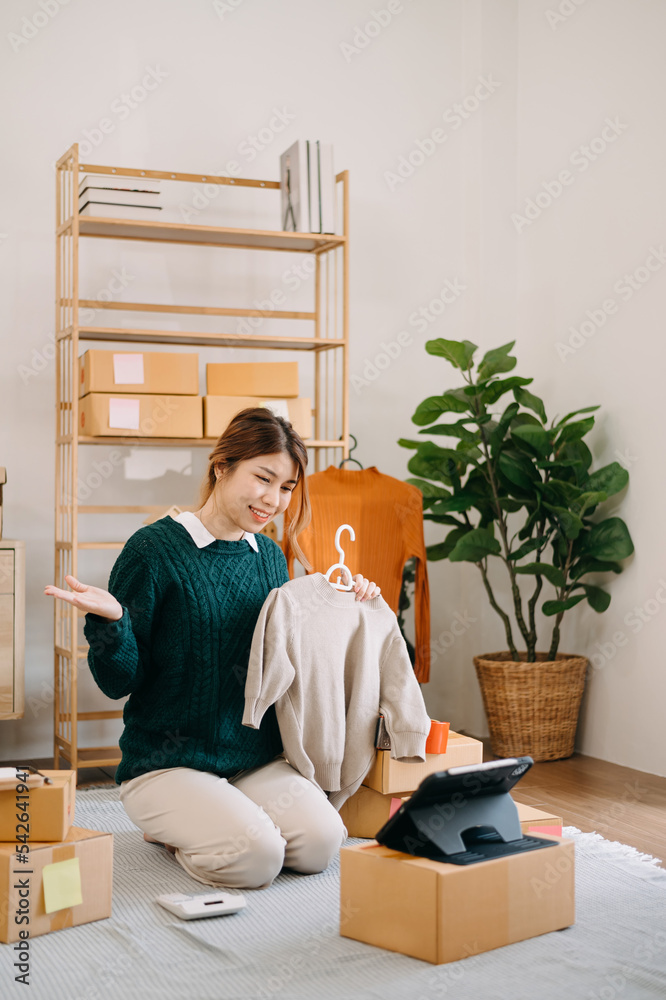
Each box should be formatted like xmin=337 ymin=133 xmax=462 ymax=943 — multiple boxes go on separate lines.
xmin=324 ymin=523 xmax=355 ymax=591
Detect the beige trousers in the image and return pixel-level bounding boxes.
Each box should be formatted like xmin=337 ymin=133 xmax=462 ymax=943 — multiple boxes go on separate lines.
xmin=118 ymin=756 xmax=348 ymax=890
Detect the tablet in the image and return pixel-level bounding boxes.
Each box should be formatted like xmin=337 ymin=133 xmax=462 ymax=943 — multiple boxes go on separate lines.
xmin=375 ymin=757 xmax=558 ymax=865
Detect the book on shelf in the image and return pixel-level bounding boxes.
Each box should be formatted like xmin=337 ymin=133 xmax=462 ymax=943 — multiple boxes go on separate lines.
xmin=78 ymin=202 xmax=163 ymax=219
xmin=318 ymin=142 xmax=335 ymax=234
xmin=307 ymin=140 xmax=320 ymax=234
xmin=281 ymin=140 xmax=336 ymax=234
xmin=78 ymin=188 xmax=161 ymax=208
xmin=279 ymin=141 xmax=308 ymax=233
xmin=78 ymin=173 xmax=162 ymax=196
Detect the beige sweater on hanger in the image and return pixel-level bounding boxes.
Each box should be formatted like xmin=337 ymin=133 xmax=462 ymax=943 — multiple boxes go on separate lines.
xmin=242 ymin=572 xmax=431 ymax=809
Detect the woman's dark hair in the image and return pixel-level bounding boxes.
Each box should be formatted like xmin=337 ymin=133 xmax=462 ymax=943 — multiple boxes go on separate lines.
xmin=197 ymin=406 xmax=312 ymax=571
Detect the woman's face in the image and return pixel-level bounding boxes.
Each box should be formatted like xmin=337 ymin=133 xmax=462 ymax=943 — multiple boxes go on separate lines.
xmin=213 ymin=451 xmax=299 ymax=534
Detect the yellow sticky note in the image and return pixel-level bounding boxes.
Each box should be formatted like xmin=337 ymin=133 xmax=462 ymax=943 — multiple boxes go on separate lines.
xmin=42 ymin=857 xmax=83 ymax=914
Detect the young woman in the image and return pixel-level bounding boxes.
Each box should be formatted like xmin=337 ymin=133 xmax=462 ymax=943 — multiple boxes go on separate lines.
xmin=45 ymin=406 xmax=380 ymax=890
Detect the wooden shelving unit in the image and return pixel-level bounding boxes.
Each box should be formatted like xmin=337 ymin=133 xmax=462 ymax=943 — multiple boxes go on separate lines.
xmin=54 ymin=142 xmax=350 ymax=778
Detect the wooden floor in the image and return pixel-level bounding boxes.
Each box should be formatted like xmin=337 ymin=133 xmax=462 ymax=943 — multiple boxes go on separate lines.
xmin=5 ymin=748 xmax=666 ymax=866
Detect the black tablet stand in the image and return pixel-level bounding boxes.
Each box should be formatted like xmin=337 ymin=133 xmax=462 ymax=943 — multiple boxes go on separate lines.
xmin=409 ymin=788 xmax=524 ymax=857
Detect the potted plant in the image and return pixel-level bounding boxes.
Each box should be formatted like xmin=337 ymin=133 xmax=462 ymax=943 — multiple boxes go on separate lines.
xmin=398 ymin=338 xmax=634 ymax=761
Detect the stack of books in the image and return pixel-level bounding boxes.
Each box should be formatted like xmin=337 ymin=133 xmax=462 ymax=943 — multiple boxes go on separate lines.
xmin=78 ymin=174 xmax=162 ymax=220
xmin=280 ymin=140 xmax=335 ymax=234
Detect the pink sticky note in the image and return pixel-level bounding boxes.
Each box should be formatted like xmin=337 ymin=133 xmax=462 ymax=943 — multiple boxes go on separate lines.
xmin=389 ymin=797 xmax=403 ymax=818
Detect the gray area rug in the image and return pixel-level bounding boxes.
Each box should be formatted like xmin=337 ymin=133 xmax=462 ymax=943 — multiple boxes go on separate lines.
xmin=1 ymin=785 xmax=666 ymax=1000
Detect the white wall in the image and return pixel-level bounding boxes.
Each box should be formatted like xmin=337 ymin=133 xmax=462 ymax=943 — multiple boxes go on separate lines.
xmin=0 ymin=0 xmax=663 ymax=774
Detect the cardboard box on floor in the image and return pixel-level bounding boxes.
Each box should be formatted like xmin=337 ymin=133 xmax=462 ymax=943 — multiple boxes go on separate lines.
xmin=361 ymin=731 xmax=483 ymax=796
xmin=206 ymin=361 xmax=299 ymax=398
xmin=204 ymin=396 xmax=312 ymax=440
xmin=80 ymin=393 xmax=203 ymax=438
xmin=340 ymin=835 xmax=575 ymax=964
xmin=0 ymin=770 xmax=75 ymax=843
xmin=0 ymin=826 xmax=113 ymax=943
xmin=340 ymin=780 xmax=563 ymax=839
xmin=515 ymin=802 xmax=563 ymax=837
xmin=79 ymin=350 xmax=199 ymax=396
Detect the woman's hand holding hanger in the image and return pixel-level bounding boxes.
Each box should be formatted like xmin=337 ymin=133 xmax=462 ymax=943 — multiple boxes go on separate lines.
xmin=352 ymin=574 xmax=381 ymax=602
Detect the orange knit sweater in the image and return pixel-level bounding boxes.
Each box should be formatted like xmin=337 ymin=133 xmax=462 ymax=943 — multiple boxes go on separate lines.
xmin=282 ymin=466 xmax=431 ymax=682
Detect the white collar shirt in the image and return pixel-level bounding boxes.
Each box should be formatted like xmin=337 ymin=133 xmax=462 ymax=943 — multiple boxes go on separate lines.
xmin=172 ymin=510 xmax=259 ymax=552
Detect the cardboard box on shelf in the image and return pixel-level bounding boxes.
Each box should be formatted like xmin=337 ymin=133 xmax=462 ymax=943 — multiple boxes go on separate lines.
xmin=0 ymin=770 xmax=75 ymax=843
xmin=0 ymin=826 xmax=113 ymax=943
xmin=206 ymin=361 xmax=299 ymax=398
xmin=204 ymin=396 xmax=312 ymax=440
xmin=361 ymin=731 xmax=483 ymax=796
xmin=79 ymin=393 xmax=203 ymax=439
xmin=340 ymin=835 xmax=575 ymax=964
xmin=79 ymin=350 xmax=199 ymax=396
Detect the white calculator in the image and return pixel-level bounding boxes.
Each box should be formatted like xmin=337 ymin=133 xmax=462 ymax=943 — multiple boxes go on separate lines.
xmin=156 ymin=891 xmax=247 ymax=920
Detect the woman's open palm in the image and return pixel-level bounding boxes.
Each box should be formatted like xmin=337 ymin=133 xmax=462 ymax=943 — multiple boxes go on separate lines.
xmin=44 ymin=575 xmax=123 ymax=621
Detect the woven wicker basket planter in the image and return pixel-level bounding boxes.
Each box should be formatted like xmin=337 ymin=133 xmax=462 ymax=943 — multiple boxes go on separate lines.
xmin=473 ymin=651 xmax=589 ymax=762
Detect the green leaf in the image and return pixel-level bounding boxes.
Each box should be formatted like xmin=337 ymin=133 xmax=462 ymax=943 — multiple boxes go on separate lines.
xmin=498 ymin=450 xmax=541 ymax=489
xmin=482 ymin=376 xmax=533 ymax=405
xmin=553 ymin=405 xmax=600 ymax=429
xmin=427 ymin=527 xmax=472 ymax=561
xmin=570 ymin=556 xmax=623 ymax=580
xmin=477 ymin=341 xmax=517 ymax=380
xmin=511 ymin=424 xmax=552 ymax=458
xmin=398 ymin=438 xmax=422 ymax=449
xmin=572 ymin=490 xmax=608 ymax=516
xmin=489 ymin=402 xmax=520 ymax=454
xmin=500 ymin=497 xmax=525 ymax=513
xmin=581 ymin=584 xmax=611 ymax=612
xmin=405 ymin=478 xmax=452 ymax=500
xmin=557 ymin=440 xmax=593 ymax=482
xmin=583 ymin=462 xmax=629 ymax=498
xmin=428 ymin=495 xmax=476 ymax=514
xmin=426 ymin=541 xmax=454 ymax=561
xmin=514 ymin=386 xmax=547 ymax=422
xmin=538 ymin=479 xmax=583 ymax=507
xmin=448 ymin=528 xmax=501 ymax=562
xmin=412 ymin=391 xmax=470 ymax=425
xmin=583 ymin=517 xmax=634 ymax=561
xmin=423 ymin=513 xmax=468 ymax=526
xmin=514 ymin=563 xmax=565 ymax=587
xmin=557 ymin=416 xmax=595 ymax=443
xmin=425 ymin=338 xmax=478 ymax=370
xmin=418 ymin=419 xmax=479 ymax=442
xmin=543 ymin=504 xmax=584 ymax=540
xmin=542 ymin=594 xmax=586 ymax=616
xmin=407 ymin=441 xmax=471 ymax=485
xmin=509 ymin=536 xmax=550 ymax=561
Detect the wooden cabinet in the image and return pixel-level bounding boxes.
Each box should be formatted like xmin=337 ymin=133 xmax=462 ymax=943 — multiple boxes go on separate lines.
xmin=0 ymin=540 xmax=25 ymax=719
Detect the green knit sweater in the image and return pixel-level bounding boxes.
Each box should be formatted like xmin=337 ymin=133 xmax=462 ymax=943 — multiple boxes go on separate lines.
xmin=83 ymin=515 xmax=289 ymax=785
